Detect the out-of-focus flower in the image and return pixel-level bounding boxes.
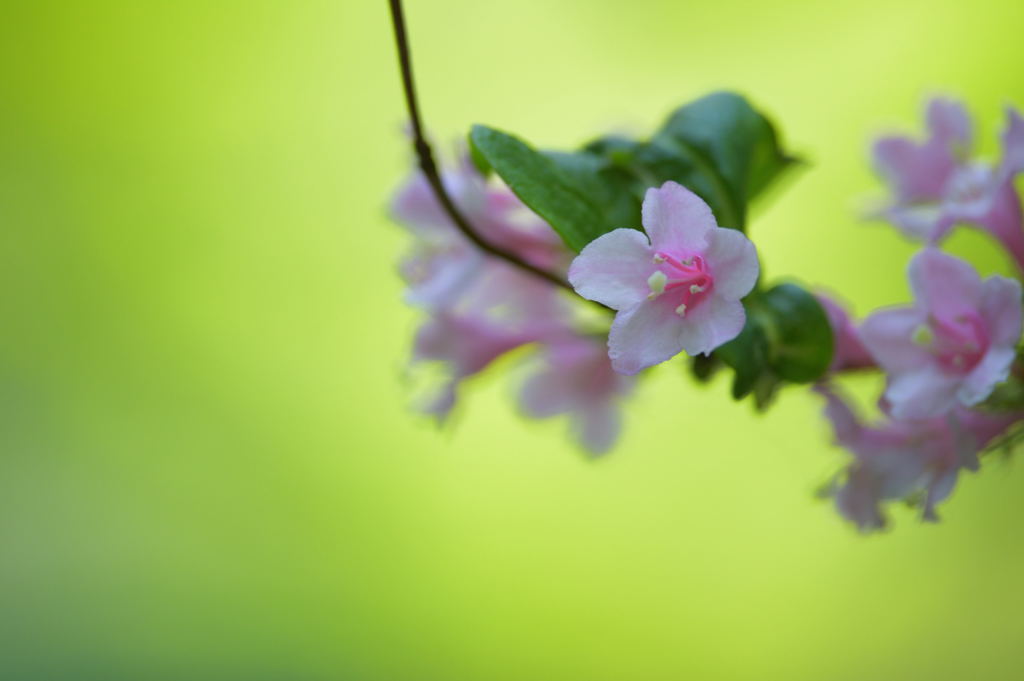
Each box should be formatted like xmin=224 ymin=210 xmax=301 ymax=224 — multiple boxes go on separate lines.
xmin=860 ymin=249 xmax=1021 ymax=420
xmin=518 ymin=334 xmax=635 ymax=455
xmin=568 ymin=181 xmax=759 ymax=374
xmin=816 ymin=293 xmax=876 ymax=373
xmin=390 ymin=159 xmax=569 ymax=309
xmin=871 ymin=98 xmax=1024 ymax=269
xmin=393 ymin=157 xmax=578 ymax=421
xmin=818 ymin=386 xmax=1018 ymax=531
xmin=411 ymin=298 xmax=559 ymax=422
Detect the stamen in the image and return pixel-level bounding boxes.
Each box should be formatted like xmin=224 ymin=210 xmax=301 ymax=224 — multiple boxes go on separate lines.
xmin=675 ymin=303 xmax=687 ymax=317
xmin=690 ymin=284 xmax=705 ymax=294
xmin=911 ymin=324 xmax=934 ymax=347
xmin=652 ymin=254 xmax=666 ymax=264
xmin=647 ymin=270 xmax=668 ymax=299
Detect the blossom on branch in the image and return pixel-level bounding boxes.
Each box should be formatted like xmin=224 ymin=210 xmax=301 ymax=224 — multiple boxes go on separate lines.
xmin=393 ymin=159 xmax=574 ymax=420
xmin=860 ymin=249 xmax=1022 ymax=420
xmin=568 ymin=181 xmax=759 ymax=375
xmin=391 ymin=158 xmax=569 ymax=309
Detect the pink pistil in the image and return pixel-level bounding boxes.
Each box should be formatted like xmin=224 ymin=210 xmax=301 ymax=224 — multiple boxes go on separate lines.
xmin=926 ymin=313 xmax=989 ymax=373
xmin=654 ymin=251 xmax=714 ymax=309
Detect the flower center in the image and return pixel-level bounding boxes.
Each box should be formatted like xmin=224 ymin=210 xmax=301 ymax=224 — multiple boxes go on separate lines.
xmin=945 ymin=163 xmax=994 ymax=211
xmin=646 ymin=252 xmax=714 ymax=317
xmin=913 ymin=312 xmax=989 ymax=373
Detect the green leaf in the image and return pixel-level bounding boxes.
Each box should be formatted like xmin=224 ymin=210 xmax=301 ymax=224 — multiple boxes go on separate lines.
xmin=758 ymin=283 xmax=834 ymax=383
xmin=467 ymin=136 xmax=492 ymax=177
xmin=471 ymin=92 xmax=796 ymax=253
xmin=544 ymin=150 xmax=643 ymax=232
xmin=716 ymin=316 xmax=771 ymax=399
xmin=469 ymin=125 xmax=613 ymax=252
xmin=632 ymin=139 xmax=739 ymax=229
xmin=752 ymin=372 xmax=783 ymax=412
xmin=582 ymin=136 xmax=643 ymax=167
xmin=713 ymin=283 xmax=832 ymax=405
xmin=689 ymin=352 xmax=722 ymax=383
xmin=652 ymin=92 xmax=795 ymax=230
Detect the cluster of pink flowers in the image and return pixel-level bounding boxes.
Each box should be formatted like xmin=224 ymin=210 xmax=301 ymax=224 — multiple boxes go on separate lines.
xmin=393 ymin=164 xmax=758 ymax=454
xmin=390 ymin=98 xmax=1024 ymax=531
xmin=817 ymin=98 xmax=1024 ymax=530
xmin=392 ymin=157 xmax=634 ymax=455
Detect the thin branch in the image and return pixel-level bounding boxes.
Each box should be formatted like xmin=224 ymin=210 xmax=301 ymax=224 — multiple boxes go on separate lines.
xmin=387 ymin=0 xmax=596 ymax=298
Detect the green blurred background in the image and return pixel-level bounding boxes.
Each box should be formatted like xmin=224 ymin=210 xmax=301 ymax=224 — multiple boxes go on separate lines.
xmin=2 ymin=1 xmax=1024 ymax=679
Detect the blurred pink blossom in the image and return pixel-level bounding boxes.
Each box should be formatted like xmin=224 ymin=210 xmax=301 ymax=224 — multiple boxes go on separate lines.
xmin=818 ymin=386 xmax=1018 ymax=531
xmin=519 ymin=334 xmax=635 ymax=455
xmin=860 ymin=249 xmax=1022 ymax=420
xmin=872 ymin=98 xmax=1024 ymax=269
xmin=390 ymin=159 xmax=569 ymax=309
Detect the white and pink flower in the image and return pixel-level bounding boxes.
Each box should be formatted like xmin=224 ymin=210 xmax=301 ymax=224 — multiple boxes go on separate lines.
xmin=568 ymin=181 xmax=760 ymax=375
xmin=860 ymin=249 xmax=1022 ymax=420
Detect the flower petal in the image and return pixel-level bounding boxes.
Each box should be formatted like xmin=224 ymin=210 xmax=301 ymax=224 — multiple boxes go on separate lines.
xmin=704 ymin=227 xmax=759 ymax=299
xmin=860 ymin=307 xmax=931 ymax=373
xmin=817 ymin=294 xmax=875 ymax=372
xmin=926 ymin=97 xmax=972 ymax=151
xmin=1000 ymin=106 xmax=1024 ymax=177
xmin=391 ymin=174 xmax=453 ymax=233
xmin=403 ymin=250 xmax=484 ymax=309
xmin=976 ymin=180 xmax=1024 ymax=271
xmin=640 ymin=181 xmax=716 ymax=253
xmin=980 ymin=274 xmax=1023 ymax=348
xmin=391 ymin=170 xmax=484 ymax=235
xmin=873 ymin=137 xmax=955 ymax=203
xmin=607 ymin=298 xmax=687 ymax=374
xmin=920 ymin=466 xmax=960 ymax=522
xmin=816 ymin=385 xmax=865 ymax=448
xmin=885 ymin=370 xmax=961 ymax=420
xmin=835 ymin=466 xmax=887 ymax=532
xmin=883 ymin=203 xmax=944 ymax=241
xmin=519 ymin=368 xmax=575 ymax=418
xmin=573 ymin=403 xmax=621 ymax=456
xmin=959 ymin=347 xmax=1015 ymax=406
xmin=908 ymin=248 xmax=983 ymax=316
xmin=568 ymin=228 xmax=653 ymax=310
xmin=677 ymin=295 xmax=746 ymax=356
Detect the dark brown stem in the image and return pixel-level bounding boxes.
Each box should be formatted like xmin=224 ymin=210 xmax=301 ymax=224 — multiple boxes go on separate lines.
xmin=387 ymin=0 xmax=599 ymax=299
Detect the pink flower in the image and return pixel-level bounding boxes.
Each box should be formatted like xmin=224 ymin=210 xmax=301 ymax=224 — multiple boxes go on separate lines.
xmin=412 ymin=317 xmax=544 ymax=424
xmin=408 ymin=251 xmax=572 ymax=422
xmin=860 ymin=249 xmax=1022 ymax=420
xmin=816 ymin=293 xmax=875 ymax=373
xmin=872 ymin=98 xmax=1024 ymax=269
xmin=818 ymin=386 xmax=1018 ymax=531
xmin=393 ymin=156 xmax=577 ymax=422
xmin=568 ymin=181 xmax=759 ymax=374
xmin=518 ymin=334 xmax=635 ymax=455
xmin=391 ymin=159 xmax=569 ymax=309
